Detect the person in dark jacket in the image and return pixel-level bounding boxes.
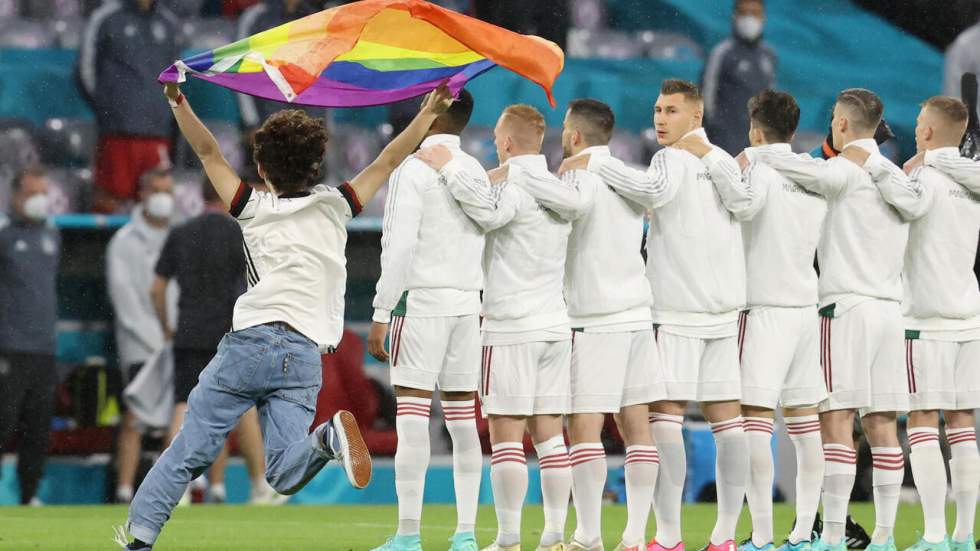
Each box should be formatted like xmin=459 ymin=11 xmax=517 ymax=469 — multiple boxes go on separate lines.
xmin=0 ymin=166 xmax=61 ymax=505
xmin=701 ymin=0 xmax=777 ymax=155
xmin=76 ymin=0 xmax=181 ymax=212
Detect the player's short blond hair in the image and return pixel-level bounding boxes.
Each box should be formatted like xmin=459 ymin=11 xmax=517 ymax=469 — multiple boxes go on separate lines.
xmin=921 ymin=96 xmax=969 ymax=125
xmin=501 ymin=104 xmax=546 ymax=149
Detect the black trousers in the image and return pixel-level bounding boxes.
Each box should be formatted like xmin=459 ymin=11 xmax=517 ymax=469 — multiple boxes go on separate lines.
xmin=0 ymin=352 xmax=56 ymax=504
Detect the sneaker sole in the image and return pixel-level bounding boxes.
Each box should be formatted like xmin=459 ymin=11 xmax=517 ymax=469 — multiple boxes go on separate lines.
xmin=332 ymin=410 xmax=372 ymax=489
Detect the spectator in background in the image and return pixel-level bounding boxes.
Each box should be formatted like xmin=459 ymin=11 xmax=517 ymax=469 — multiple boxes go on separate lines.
xmin=107 ymin=168 xmax=178 ymax=504
xmin=0 ymin=167 xmax=60 ymax=506
xmin=152 ymin=182 xmax=285 ymax=505
xmin=701 ymin=0 xmax=776 ymax=155
xmin=76 ymin=0 xmax=181 ymax=213
xmin=944 ymin=15 xmax=980 ymax=119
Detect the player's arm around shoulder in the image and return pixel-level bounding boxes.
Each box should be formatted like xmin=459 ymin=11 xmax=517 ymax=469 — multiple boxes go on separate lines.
xmin=846 ymin=147 xmax=930 ymax=221
xmin=926 ymin=151 xmax=980 ymax=194
xmin=515 ymin=162 xmax=595 ymax=221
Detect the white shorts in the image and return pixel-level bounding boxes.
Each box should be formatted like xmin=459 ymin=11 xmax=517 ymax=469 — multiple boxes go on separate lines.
xmin=907 ymin=336 xmax=980 ymax=411
xmin=656 ymin=327 xmax=740 ymax=402
xmin=388 ymin=314 xmax=480 ymax=392
xmin=819 ymin=300 xmax=908 ymax=414
xmin=739 ymin=307 xmax=828 ymax=409
xmin=480 ymin=340 xmax=571 ymax=416
xmin=570 ymin=329 xmax=665 ymax=413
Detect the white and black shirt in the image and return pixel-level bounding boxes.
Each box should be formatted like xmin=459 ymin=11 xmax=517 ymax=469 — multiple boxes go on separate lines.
xmin=229 ymin=181 xmax=361 ymax=352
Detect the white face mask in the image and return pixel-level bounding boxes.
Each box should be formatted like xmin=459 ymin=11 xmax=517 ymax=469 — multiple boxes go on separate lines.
xmin=145 ymin=192 xmax=175 ymax=219
xmin=22 ymin=193 xmax=49 ymax=222
xmin=734 ymin=15 xmax=764 ymax=41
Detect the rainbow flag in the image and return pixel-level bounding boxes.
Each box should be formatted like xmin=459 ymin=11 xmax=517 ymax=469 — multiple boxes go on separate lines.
xmin=159 ymin=0 xmax=564 ymax=108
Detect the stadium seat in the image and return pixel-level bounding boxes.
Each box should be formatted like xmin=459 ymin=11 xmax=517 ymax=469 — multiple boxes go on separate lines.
xmin=459 ymin=124 xmax=496 ymax=167
xmin=570 ymin=0 xmax=606 ymax=30
xmin=181 ymin=18 xmax=237 ymax=51
xmin=0 ymin=18 xmax=56 ymax=48
xmin=49 ymin=17 xmax=85 ymax=49
xmin=566 ymin=28 xmax=644 ymax=60
xmin=36 ymin=118 xmax=96 ymax=168
xmin=791 ymin=130 xmax=826 ymax=154
xmin=0 ymin=0 xmax=18 ymax=17
xmin=636 ymin=30 xmax=705 ymax=62
xmin=21 ymin=0 xmax=81 ymax=18
xmin=609 ymin=128 xmax=645 ymax=165
xmin=173 ymin=119 xmax=243 ymax=171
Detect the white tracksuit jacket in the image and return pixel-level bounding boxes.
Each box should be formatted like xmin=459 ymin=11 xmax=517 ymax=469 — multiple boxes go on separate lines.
xmin=903 ymin=147 xmax=980 ymax=333
xmin=745 ymin=138 xmax=929 ymax=315
xmin=738 ymin=143 xmax=827 ymax=308
xmin=372 ymin=134 xmax=486 ymax=323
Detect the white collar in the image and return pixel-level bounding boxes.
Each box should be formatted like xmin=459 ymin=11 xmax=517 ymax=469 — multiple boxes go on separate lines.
xmin=579 ymin=145 xmax=610 ymax=157
xmin=421 ymin=134 xmax=461 ymax=149
xmin=505 ymin=154 xmax=548 ymax=172
xmin=680 ymin=127 xmax=709 ymax=142
xmin=924 ymin=146 xmax=962 ymax=164
xmin=842 ymin=138 xmax=879 ymax=155
xmin=755 ymin=142 xmax=792 ymax=153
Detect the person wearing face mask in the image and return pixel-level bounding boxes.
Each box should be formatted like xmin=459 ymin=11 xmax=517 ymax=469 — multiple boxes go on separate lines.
xmin=0 ymin=166 xmax=61 ymax=506
xmin=701 ymin=0 xmax=777 ymax=156
xmin=107 ymin=167 xmax=179 ymax=505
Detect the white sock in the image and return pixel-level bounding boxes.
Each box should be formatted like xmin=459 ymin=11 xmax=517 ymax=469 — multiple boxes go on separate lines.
xmin=570 ymin=442 xmax=606 ymax=547
xmin=821 ymin=443 xmax=857 ymax=545
xmin=535 ymin=436 xmax=571 ymax=547
xmin=491 ymin=442 xmax=527 ymax=547
xmin=870 ymin=447 xmax=905 ymax=545
xmin=442 ymin=400 xmax=481 ymax=534
xmin=395 ymin=397 xmax=431 ymax=536
xmin=743 ymin=417 xmax=775 ymax=546
xmin=622 ymin=445 xmax=659 ymax=546
xmin=710 ymin=417 xmax=749 ymax=545
xmin=115 ymin=484 xmax=134 ymax=503
xmin=908 ymin=428 xmax=946 ymax=543
xmin=786 ymin=415 xmax=823 ymax=544
xmin=650 ymin=412 xmax=685 ymax=548
xmin=947 ymin=427 xmax=980 ymax=542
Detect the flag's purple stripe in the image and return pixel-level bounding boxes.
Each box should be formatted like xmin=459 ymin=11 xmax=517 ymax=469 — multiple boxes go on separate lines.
xmin=324 ymin=60 xmax=491 ymax=90
xmin=172 ymin=61 xmax=495 ymax=107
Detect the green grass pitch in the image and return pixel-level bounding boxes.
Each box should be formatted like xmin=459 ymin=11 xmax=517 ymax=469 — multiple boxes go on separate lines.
xmin=0 ymin=503 xmax=971 ymax=550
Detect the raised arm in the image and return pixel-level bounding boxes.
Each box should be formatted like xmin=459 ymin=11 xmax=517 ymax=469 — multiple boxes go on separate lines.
xmin=511 ymin=163 xmax=595 ymax=221
xmin=164 ymin=83 xmax=240 ymax=208
xmin=864 ymin=154 xmax=931 ymax=221
xmin=585 ymin=150 xmax=677 ymax=209
xmin=744 ymin=147 xmax=847 ymax=198
xmin=927 ymin=153 xmax=980 ymax=194
xmin=415 ymin=146 xmax=523 ymax=232
xmin=347 ymin=85 xmax=453 ymax=206
xmin=733 ymin=161 xmax=772 ymax=222
xmin=673 ymin=136 xmax=753 ymax=215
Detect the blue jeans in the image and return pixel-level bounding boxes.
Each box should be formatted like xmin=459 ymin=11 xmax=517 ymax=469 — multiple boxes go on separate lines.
xmin=128 ymin=323 xmax=329 ymax=544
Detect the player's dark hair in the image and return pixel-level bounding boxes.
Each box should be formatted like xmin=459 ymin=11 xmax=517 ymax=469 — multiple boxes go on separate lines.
xmin=432 ymin=89 xmax=474 ymax=135
xmin=11 ymin=165 xmax=45 ymax=191
xmin=922 ymin=96 xmax=969 ymax=124
xmin=253 ymin=109 xmax=328 ymax=194
xmin=735 ymin=0 xmax=764 ymax=11
xmin=660 ymin=79 xmax=703 ymax=103
xmin=836 ymin=88 xmax=883 ymax=132
xmin=747 ymin=90 xmax=800 ymax=143
xmin=568 ymin=98 xmax=615 ymax=145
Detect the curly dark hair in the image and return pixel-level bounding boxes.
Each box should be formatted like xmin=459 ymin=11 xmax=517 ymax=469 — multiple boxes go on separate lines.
xmin=253 ymin=110 xmax=328 ymax=194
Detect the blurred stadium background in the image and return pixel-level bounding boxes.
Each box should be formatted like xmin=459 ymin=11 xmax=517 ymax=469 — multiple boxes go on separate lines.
xmin=0 ymin=0 xmax=978 ymax=513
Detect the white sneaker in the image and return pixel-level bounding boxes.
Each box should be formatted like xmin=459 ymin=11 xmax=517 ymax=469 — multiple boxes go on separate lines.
xmin=317 ymin=410 xmax=372 ymax=489
xmin=208 ymin=482 xmax=226 ymax=504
